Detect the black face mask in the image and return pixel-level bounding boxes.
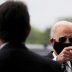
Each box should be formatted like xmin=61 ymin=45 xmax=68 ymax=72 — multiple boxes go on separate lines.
xmin=53 ymin=41 xmax=72 ymax=54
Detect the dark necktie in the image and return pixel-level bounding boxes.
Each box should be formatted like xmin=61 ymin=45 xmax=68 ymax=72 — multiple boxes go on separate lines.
xmin=62 ymin=62 xmax=67 ymax=72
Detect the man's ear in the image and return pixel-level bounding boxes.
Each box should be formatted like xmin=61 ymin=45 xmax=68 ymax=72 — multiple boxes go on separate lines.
xmin=50 ymin=38 xmax=54 ymax=45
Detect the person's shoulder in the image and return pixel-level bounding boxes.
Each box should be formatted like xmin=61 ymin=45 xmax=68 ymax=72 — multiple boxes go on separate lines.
xmin=26 ymin=49 xmax=55 ymax=64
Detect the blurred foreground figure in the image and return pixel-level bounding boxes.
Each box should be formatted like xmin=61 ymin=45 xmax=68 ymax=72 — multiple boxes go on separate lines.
xmin=0 ymin=1 xmax=62 ymax=72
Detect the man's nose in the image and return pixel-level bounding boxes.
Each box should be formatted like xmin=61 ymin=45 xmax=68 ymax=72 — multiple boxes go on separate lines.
xmin=65 ymin=38 xmax=70 ymax=43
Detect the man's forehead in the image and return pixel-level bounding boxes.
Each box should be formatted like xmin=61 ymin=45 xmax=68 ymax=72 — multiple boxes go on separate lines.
xmin=56 ymin=25 xmax=72 ymax=32
xmin=55 ymin=26 xmax=72 ymax=37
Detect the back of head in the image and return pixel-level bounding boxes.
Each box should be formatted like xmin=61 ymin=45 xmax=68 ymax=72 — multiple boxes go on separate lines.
xmin=0 ymin=1 xmax=30 ymax=43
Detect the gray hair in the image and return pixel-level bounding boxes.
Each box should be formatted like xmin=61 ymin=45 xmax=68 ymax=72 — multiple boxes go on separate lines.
xmin=50 ymin=21 xmax=72 ymax=39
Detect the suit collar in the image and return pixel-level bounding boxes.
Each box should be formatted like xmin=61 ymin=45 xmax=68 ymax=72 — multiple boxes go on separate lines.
xmin=0 ymin=42 xmax=8 ymax=50
xmin=47 ymin=51 xmax=54 ymax=59
xmin=1 ymin=43 xmax=28 ymax=51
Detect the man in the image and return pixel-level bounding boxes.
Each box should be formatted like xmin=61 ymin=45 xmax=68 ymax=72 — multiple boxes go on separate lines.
xmin=46 ymin=21 xmax=72 ymax=72
xmin=0 ymin=1 xmax=62 ymax=72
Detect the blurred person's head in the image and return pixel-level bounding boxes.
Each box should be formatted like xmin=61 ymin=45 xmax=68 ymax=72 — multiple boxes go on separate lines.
xmin=0 ymin=1 xmax=31 ymax=44
xmin=50 ymin=21 xmax=72 ymax=55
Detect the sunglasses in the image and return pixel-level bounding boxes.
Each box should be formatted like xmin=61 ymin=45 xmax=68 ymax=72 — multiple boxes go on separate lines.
xmin=58 ymin=37 xmax=72 ymax=43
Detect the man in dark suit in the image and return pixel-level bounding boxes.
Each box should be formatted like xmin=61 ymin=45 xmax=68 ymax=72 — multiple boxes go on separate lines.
xmin=46 ymin=21 xmax=72 ymax=72
xmin=0 ymin=1 xmax=63 ymax=72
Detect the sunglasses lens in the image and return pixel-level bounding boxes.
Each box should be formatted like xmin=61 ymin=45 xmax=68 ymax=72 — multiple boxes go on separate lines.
xmin=69 ymin=38 xmax=72 ymax=43
xmin=59 ymin=37 xmax=66 ymax=43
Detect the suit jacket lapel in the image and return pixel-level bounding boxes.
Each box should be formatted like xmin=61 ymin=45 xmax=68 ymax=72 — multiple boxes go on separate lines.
xmin=46 ymin=51 xmax=54 ymax=59
xmin=70 ymin=61 xmax=72 ymax=67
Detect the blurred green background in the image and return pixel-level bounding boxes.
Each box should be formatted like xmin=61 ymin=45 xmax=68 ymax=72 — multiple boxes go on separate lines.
xmin=26 ymin=17 xmax=72 ymax=45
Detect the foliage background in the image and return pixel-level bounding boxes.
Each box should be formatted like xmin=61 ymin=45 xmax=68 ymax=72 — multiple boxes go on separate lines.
xmin=26 ymin=17 xmax=72 ymax=44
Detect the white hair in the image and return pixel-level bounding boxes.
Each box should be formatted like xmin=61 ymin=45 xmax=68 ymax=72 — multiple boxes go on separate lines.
xmin=50 ymin=21 xmax=72 ymax=39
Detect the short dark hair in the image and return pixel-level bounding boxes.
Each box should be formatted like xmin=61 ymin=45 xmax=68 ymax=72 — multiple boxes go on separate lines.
xmin=0 ymin=1 xmax=31 ymax=43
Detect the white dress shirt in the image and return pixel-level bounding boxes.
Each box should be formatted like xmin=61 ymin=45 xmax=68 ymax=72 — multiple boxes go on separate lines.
xmin=52 ymin=52 xmax=72 ymax=72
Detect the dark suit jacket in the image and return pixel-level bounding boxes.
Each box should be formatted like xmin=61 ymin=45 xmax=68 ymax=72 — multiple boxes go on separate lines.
xmin=0 ymin=43 xmax=63 ymax=72
xmin=46 ymin=51 xmax=72 ymax=71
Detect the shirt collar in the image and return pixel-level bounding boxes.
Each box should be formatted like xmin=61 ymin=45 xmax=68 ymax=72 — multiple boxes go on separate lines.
xmin=53 ymin=52 xmax=57 ymax=58
xmin=0 ymin=42 xmax=8 ymax=50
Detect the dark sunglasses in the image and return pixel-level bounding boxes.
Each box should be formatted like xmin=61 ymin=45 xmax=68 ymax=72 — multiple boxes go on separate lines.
xmin=58 ymin=37 xmax=72 ymax=43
